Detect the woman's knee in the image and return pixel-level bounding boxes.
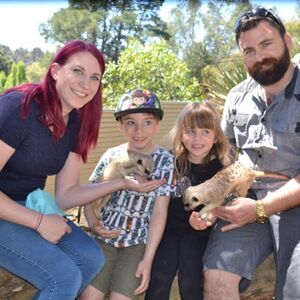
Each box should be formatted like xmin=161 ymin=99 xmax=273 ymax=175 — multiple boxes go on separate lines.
xmin=50 ymin=262 xmax=83 ymax=291
xmin=82 ymin=240 xmax=105 ymax=275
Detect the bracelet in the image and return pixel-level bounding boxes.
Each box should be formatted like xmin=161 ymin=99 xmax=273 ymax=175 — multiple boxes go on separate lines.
xmin=34 ymin=213 xmax=44 ymax=230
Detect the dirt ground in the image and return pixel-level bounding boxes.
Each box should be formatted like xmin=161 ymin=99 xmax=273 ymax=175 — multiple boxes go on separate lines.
xmin=0 ymin=208 xmax=276 ymax=300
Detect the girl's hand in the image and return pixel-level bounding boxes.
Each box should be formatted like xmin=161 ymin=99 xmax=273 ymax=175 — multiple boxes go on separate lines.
xmin=37 ymin=214 xmax=71 ymax=244
xmin=189 ymin=211 xmax=216 ymax=230
xmin=124 ymin=177 xmax=166 ymax=193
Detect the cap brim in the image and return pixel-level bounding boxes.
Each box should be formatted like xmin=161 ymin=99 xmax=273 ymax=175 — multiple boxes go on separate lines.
xmin=114 ymin=108 xmax=163 ymax=120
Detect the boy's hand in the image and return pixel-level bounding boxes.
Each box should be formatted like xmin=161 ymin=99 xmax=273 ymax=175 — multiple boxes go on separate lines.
xmin=134 ymin=259 xmax=151 ymax=295
xmin=91 ymin=220 xmax=120 ymax=239
xmin=189 ymin=211 xmax=215 ymax=230
xmin=124 ymin=177 xmax=166 ymax=193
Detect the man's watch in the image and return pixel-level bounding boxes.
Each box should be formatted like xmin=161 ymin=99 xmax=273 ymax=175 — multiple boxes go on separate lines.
xmin=255 ymin=200 xmax=268 ymax=224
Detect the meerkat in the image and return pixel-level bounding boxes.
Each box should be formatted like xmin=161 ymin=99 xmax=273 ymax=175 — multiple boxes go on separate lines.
xmin=92 ymin=150 xmax=155 ymax=216
xmin=183 ymin=161 xmax=290 ymax=219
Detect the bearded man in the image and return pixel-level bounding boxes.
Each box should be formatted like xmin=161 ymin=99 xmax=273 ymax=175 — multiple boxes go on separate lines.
xmin=190 ymin=7 xmax=300 ymax=300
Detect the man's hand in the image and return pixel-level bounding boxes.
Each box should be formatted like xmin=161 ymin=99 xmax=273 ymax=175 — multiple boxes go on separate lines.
xmin=213 ymin=197 xmax=257 ymax=231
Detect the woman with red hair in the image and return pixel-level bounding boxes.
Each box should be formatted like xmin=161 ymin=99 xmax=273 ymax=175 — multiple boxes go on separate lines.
xmin=0 ymin=40 xmax=163 ymax=299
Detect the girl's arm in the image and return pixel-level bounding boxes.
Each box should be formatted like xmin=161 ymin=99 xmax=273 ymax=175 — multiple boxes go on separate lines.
xmin=134 ymin=195 xmax=170 ymax=295
xmin=55 ymin=152 xmax=165 ymax=210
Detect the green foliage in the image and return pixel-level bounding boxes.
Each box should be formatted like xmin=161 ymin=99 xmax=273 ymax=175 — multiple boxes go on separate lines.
xmin=0 ymin=71 xmax=7 ymax=92
xmin=26 ymin=62 xmax=47 ymax=83
xmin=285 ymin=20 xmax=300 ymax=54
xmin=3 ymin=62 xmax=27 ymax=90
xmin=201 ymin=1 xmax=252 ymax=63
xmin=200 ymin=55 xmax=247 ymax=107
xmin=102 ymin=39 xmax=202 ymax=108
xmin=0 ymin=44 xmax=13 ymax=74
xmin=167 ymin=3 xmax=211 ymax=80
xmin=39 ymin=8 xmax=94 ymax=44
xmin=40 ymin=0 xmax=168 ymax=62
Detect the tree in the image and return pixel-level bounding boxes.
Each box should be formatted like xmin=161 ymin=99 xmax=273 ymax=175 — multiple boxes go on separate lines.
xmin=200 ymin=55 xmax=247 ymax=108
xmin=166 ymin=0 xmax=252 ymax=82
xmin=0 ymin=44 xmax=13 ymax=74
xmin=102 ymin=39 xmax=202 ymax=108
xmin=167 ymin=1 xmax=212 ymax=80
xmin=0 ymin=71 xmax=7 ymax=92
xmin=31 ymin=47 xmax=45 ymax=62
xmin=39 ymin=0 xmax=169 ymax=62
xmin=4 ymin=62 xmax=27 ymax=90
xmin=201 ymin=1 xmax=252 ymax=63
xmin=26 ymin=62 xmax=46 ymax=83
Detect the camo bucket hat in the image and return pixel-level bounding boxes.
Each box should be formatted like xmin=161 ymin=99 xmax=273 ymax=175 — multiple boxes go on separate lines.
xmin=114 ymin=89 xmax=164 ymax=120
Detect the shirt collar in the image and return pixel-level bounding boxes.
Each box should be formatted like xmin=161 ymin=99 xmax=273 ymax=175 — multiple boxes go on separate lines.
xmin=285 ymin=65 xmax=300 ymax=100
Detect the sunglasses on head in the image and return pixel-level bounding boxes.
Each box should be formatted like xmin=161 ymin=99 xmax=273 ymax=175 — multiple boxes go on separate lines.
xmin=235 ymin=7 xmax=285 ymax=33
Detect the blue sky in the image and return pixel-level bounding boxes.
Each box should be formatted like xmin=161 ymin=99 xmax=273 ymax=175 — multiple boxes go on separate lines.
xmin=0 ymin=0 xmax=297 ymax=52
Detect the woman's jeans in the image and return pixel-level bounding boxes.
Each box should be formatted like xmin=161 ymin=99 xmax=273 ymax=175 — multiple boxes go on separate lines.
xmin=0 ymin=219 xmax=105 ymax=300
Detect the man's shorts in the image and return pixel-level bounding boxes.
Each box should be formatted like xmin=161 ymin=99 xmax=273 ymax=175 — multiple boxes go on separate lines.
xmin=203 ymin=205 xmax=300 ymax=299
xmin=203 ymin=218 xmax=273 ymax=292
xmin=91 ymin=240 xmax=145 ymax=299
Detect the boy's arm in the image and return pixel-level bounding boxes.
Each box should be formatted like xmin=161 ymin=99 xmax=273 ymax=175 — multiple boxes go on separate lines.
xmin=84 ymin=203 xmax=99 ymax=229
xmin=134 ymin=195 xmax=170 ymax=295
xmin=84 ymin=203 xmax=120 ymax=239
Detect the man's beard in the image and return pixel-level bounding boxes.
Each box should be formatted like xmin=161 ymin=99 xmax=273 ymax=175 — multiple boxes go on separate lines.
xmin=247 ymin=44 xmax=290 ymax=86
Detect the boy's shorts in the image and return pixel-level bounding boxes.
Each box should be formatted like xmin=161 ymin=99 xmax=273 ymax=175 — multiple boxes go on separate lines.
xmin=203 ymin=205 xmax=300 ymax=299
xmin=92 ymin=239 xmax=145 ymax=299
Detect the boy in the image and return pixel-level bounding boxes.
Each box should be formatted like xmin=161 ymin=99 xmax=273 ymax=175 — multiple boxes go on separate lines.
xmin=81 ymin=89 xmax=174 ymax=300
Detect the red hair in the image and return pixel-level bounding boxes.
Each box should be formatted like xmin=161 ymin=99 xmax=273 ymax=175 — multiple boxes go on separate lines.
xmin=4 ymin=40 xmax=105 ymax=162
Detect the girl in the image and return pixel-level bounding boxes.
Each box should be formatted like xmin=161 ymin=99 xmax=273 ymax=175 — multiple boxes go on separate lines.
xmin=145 ymin=101 xmax=232 ymax=300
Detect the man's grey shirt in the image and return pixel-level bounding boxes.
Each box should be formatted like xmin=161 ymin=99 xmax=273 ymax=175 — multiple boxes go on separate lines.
xmin=221 ymin=65 xmax=300 ymax=193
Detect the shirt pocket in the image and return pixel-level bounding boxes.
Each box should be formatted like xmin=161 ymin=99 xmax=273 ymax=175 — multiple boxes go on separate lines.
xmin=272 ymin=120 xmax=300 ymax=155
xmin=233 ymin=113 xmax=250 ymax=148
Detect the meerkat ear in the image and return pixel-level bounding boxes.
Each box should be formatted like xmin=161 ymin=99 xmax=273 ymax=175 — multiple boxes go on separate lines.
xmin=137 ymin=159 xmax=143 ymax=165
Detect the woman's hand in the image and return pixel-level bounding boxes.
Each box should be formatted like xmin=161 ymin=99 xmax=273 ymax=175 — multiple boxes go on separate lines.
xmin=124 ymin=177 xmax=166 ymax=193
xmin=189 ymin=211 xmax=216 ymax=230
xmin=37 ymin=214 xmax=71 ymax=244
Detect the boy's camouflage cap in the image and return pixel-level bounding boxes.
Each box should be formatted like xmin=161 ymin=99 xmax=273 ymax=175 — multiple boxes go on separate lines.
xmin=114 ymin=89 xmax=164 ymax=120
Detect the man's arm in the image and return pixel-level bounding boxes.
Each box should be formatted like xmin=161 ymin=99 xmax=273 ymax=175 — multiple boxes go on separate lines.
xmin=214 ymin=174 xmax=300 ymax=231
xmin=263 ymin=174 xmax=300 ymax=215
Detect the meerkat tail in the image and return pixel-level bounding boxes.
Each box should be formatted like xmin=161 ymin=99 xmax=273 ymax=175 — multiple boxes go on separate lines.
xmin=253 ymin=171 xmax=290 ymax=180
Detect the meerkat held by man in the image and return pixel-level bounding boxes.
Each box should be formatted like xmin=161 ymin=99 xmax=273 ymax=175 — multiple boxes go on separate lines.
xmin=183 ymin=161 xmax=289 ymax=219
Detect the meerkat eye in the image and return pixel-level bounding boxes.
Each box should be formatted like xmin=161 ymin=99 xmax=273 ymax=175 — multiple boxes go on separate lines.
xmin=137 ymin=159 xmax=143 ymax=165
xmin=192 ymin=197 xmax=198 ymax=203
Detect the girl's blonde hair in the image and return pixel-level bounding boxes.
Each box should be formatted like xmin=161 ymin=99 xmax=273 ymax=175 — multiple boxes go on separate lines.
xmin=168 ymin=101 xmax=232 ymax=177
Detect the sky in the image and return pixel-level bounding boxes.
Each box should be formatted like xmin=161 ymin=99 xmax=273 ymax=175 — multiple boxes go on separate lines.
xmin=0 ymin=0 xmax=297 ymax=52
